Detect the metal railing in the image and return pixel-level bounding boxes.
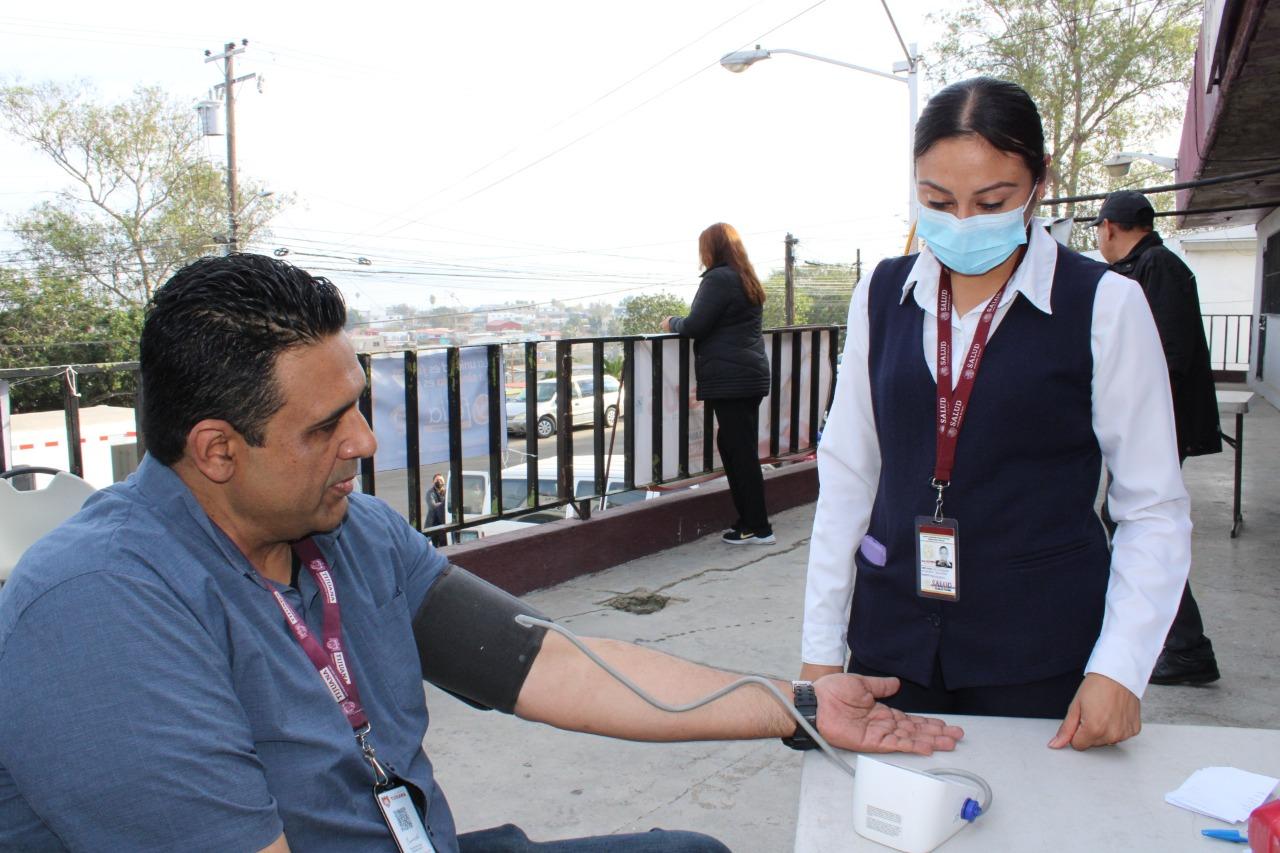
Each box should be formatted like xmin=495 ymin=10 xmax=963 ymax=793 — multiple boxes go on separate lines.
xmin=0 ymin=362 xmax=143 ymax=476
xmin=1203 ymin=313 xmax=1252 ymax=373
xmin=1 ymin=328 xmax=841 ymax=543
xmin=358 ymin=329 xmax=840 ymax=541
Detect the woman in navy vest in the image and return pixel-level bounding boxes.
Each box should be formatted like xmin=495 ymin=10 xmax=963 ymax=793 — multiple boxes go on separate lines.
xmin=662 ymin=223 xmax=774 ymax=545
xmin=800 ymin=78 xmax=1191 ymax=751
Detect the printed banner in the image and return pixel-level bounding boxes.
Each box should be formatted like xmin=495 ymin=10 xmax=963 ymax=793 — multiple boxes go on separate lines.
xmin=631 ymin=338 xmax=704 ymax=484
xmin=370 ymin=348 xmax=504 ymax=471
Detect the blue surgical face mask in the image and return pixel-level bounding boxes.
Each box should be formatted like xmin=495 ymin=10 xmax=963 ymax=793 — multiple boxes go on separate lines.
xmin=916 ymin=185 xmax=1039 ymax=275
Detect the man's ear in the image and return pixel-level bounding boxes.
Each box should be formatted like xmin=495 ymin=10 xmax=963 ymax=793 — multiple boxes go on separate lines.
xmin=185 ymin=419 xmax=240 ymax=485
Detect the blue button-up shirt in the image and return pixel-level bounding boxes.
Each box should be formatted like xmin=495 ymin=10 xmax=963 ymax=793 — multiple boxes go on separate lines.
xmin=0 ymin=456 xmax=456 ymax=852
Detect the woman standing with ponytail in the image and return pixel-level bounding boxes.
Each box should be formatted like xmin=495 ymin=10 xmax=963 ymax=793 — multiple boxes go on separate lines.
xmin=662 ymin=223 xmax=774 ymax=545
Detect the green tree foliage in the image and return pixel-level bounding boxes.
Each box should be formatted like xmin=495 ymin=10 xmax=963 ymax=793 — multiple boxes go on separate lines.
xmin=761 ymin=271 xmax=810 ymax=329
xmin=1 ymin=81 xmax=287 ymax=306
xmin=0 ymin=268 xmax=141 ymax=411
xmin=617 ymin=292 xmax=689 ymax=336
xmin=0 ymin=81 xmax=290 ymax=410
xmin=929 ymin=0 xmax=1200 ymax=220
xmin=761 ymin=263 xmax=859 ymax=327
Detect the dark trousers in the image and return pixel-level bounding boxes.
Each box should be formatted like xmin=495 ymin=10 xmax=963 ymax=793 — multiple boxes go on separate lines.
xmin=457 ymin=823 xmax=730 ymax=852
xmin=1101 ymin=457 xmax=1208 ymax=653
xmin=848 ymin=654 xmax=1083 ymax=719
xmin=707 ymin=397 xmax=770 ymax=535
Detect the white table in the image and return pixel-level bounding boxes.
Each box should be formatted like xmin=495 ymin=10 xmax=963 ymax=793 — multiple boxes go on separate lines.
xmin=1217 ymin=390 xmax=1255 ymax=538
xmin=795 ymin=716 xmax=1280 ymax=852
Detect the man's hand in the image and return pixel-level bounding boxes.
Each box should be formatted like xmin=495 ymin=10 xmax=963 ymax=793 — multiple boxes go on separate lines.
xmin=1048 ymin=673 xmax=1141 ymax=750
xmin=659 ymin=316 xmax=673 ymax=332
xmin=814 ymin=674 xmax=964 ymax=755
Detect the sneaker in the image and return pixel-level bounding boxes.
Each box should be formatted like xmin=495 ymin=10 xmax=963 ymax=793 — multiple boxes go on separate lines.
xmin=1149 ymin=642 xmax=1220 ymax=686
xmin=722 ymin=529 xmax=776 ymax=546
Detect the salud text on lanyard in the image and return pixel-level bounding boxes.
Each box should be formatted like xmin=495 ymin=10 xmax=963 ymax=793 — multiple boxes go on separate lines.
xmin=261 ymin=538 xmax=435 ymax=853
xmin=917 ymin=268 xmax=1009 ymax=603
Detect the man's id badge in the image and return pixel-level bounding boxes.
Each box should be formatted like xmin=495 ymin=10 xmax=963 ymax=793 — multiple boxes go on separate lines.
xmin=375 ymin=785 xmax=436 ymax=853
xmin=915 ymin=517 xmax=959 ymax=601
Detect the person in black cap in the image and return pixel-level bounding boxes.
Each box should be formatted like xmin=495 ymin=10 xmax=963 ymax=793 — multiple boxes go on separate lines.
xmin=1093 ymin=189 xmax=1223 ymax=686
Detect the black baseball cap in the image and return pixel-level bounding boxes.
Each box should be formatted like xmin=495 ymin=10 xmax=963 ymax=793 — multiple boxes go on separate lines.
xmin=1092 ymin=190 xmax=1155 ymax=227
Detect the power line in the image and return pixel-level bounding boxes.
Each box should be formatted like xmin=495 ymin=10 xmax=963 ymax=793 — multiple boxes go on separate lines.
xmin=346 ymin=0 xmax=772 ymax=242
xmin=371 ymin=0 xmax=834 ymax=236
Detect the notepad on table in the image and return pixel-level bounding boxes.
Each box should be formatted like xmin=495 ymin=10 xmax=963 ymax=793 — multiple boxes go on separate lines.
xmin=1165 ymin=766 xmax=1279 ymax=823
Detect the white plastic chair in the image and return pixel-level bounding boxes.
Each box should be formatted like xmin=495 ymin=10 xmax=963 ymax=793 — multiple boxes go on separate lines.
xmin=0 ymin=467 xmax=97 ymax=585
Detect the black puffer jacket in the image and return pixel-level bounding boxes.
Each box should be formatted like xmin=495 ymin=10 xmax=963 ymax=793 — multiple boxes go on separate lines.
xmin=669 ymin=264 xmax=771 ymax=400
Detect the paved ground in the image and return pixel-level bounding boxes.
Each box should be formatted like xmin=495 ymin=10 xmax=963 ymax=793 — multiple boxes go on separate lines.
xmin=423 ymin=396 xmax=1280 ymax=852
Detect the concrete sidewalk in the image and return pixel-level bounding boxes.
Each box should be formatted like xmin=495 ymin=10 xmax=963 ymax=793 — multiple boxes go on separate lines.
xmin=424 ymin=399 xmax=1280 ymax=852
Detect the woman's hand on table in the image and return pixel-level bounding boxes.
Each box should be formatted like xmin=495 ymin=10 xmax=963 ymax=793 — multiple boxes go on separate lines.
xmin=1048 ymin=672 xmax=1141 ymax=750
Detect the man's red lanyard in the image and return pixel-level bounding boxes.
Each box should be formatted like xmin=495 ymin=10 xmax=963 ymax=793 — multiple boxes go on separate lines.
xmin=260 ymin=537 xmax=391 ymax=788
xmin=932 ymin=268 xmax=1009 ymax=520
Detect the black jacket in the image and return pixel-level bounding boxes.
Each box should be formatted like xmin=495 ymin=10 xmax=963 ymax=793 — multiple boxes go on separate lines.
xmin=1108 ymin=232 xmax=1222 ymax=457
xmin=670 ymin=264 xmax=771 ymax=400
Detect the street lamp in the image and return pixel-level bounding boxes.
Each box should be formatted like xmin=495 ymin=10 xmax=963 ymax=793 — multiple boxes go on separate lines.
xmin=1103 ymin=151 xmax=1178 ymax=177
xmin=719 ymin=43 xmax=920 ymax=226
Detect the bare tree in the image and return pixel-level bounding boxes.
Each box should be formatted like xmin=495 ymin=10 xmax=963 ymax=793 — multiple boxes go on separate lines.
xmin=1 ymin=80 xmax=288 ymax=305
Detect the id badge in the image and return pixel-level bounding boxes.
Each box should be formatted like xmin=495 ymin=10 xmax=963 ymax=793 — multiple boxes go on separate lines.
xmin=914 ymin=516 xmax=959 ymax=601
xmin=375 ymin=785 xmax=436 ymax=853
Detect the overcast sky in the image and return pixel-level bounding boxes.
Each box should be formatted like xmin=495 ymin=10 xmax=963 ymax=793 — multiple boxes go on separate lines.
xmin=2 ymin=0 xmax=950 ymax=316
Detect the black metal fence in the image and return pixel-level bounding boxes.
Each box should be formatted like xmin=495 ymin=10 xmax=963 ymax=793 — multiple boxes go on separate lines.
xmin=1 ymin=328 xmax=841 ymax=542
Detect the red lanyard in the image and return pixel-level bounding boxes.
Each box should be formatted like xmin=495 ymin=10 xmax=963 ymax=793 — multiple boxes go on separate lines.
xmin=261 ymin=538 xmax=369 ymax=730
xmin=260 ymin=539 xmax=391 ymax=786
xmin=932 ymin=268 xmax=1008 ymax=507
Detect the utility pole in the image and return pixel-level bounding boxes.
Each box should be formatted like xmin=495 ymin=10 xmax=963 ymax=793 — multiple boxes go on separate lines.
xmin=204 ymin=40 xmax=254 ymax=254
xmin=783 ymin=233 xmax=799 ymax=326
xmin=854 ymin=248 xmax=862 ymax=285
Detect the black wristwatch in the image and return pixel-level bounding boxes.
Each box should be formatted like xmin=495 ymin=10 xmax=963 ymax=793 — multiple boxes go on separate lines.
xmin=781 ymin=680 xmax=820 ymax=750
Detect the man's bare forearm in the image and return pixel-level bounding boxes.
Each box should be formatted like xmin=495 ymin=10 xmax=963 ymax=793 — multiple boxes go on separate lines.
xmin=514 ymin=633 xmax=794 ymax=741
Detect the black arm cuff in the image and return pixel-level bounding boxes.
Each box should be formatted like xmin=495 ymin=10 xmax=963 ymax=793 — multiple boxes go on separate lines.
xmin=412 ymin=564 xmax=548 ymax=714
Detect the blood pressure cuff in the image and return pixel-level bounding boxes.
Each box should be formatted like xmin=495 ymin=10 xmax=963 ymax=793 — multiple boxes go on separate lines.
xmin=412 ymin=564 xmax=548 ymax=714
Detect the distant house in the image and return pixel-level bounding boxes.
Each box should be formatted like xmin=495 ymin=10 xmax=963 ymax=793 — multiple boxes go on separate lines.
xmin=486 ymin=319 xmax=523 ymax=333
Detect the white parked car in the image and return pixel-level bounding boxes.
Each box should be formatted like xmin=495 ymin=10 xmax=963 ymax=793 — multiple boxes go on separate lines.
xmin=505 ymin=375 xmax=623 ymax=438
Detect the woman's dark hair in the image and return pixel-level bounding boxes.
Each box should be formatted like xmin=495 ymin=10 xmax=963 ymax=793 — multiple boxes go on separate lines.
xmin=139 ymin=253 xmax=347 ymax=465
xmin=699 ymin=222 xmax=766 ymax=306
xmin=914 ymin=77 xmax=1047 ymax=184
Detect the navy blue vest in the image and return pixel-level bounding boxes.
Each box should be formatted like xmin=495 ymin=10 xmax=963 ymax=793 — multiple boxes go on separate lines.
xmin=850 ymin=246 xmax=1112 ymax=689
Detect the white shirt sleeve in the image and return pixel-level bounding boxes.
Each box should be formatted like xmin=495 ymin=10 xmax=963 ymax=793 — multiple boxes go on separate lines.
xmin=1085 ymin=272 xmax=1192 ymax=699
xmin=801 ymin=277 xmax=882 ymax=666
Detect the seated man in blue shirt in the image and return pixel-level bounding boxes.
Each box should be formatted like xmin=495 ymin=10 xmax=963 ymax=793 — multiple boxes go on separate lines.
xmin=0 ymin=254 xmax=962 ymax=853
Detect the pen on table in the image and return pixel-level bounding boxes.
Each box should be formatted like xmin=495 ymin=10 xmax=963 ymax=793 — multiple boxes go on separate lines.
xmin=1201 ymin=828 xmax=1248 ymax=843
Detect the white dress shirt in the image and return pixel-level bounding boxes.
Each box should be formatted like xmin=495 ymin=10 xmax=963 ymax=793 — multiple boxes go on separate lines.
xmin=802 ymin=225 xmax=1192 ymax=699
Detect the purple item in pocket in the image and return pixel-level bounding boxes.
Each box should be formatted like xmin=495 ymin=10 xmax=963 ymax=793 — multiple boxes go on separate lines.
xmin=859 ymin=535 xmax=887 ymax=566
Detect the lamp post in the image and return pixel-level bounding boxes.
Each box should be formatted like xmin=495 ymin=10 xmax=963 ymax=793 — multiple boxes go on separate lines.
xmin=720 ymin=44 xmax=920 ymax=226
xmin=1103 ymin=151 xmax=1179 ymax=177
